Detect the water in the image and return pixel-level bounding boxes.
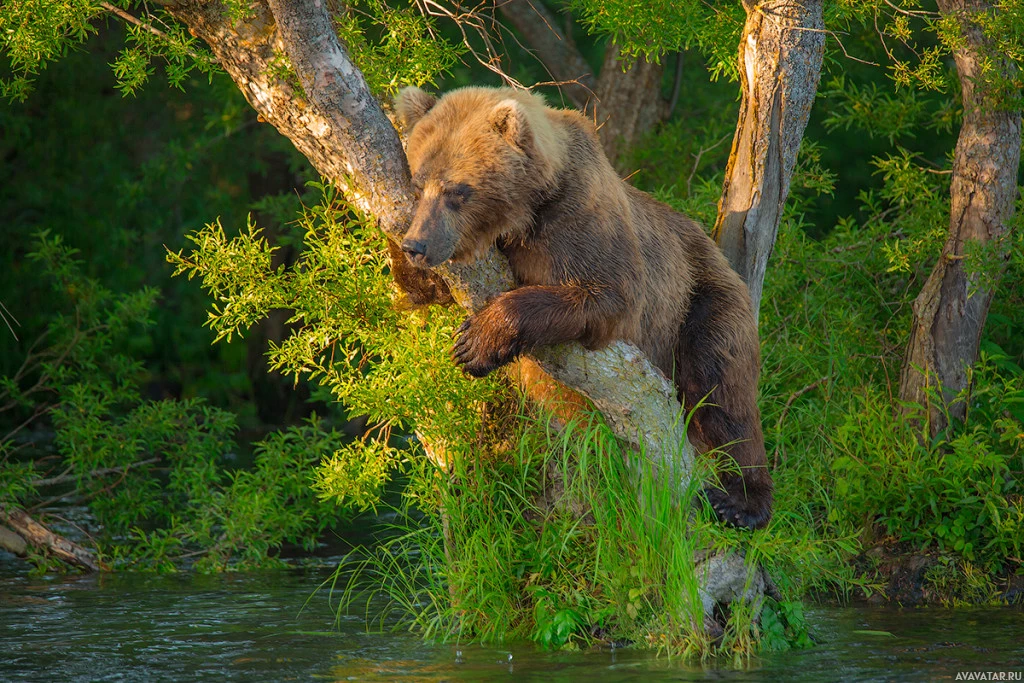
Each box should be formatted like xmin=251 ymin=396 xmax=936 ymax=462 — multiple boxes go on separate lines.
xmin=1 ymin=563 xmax=1021 ymax=682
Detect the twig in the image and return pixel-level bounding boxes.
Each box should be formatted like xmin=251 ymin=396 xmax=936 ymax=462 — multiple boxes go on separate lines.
xmin=686 ymin=133 xmax=732 ymax=197
xmin=100 ymin=1 xmax=212 ymax=63
xmin=772 ymin=377 xmax=827 ymax=468
xmin=0 ymin=300 xmax=19 ymax=341
xmin=882 ymin=0 xmax=937 ymax=18
xmin=31 ymin=458 xmax=161 ymax=488
xmin=824 ymin=27 xmax=881 ymax=67
xmin=416 ymin=0 xmax=531 ymax=91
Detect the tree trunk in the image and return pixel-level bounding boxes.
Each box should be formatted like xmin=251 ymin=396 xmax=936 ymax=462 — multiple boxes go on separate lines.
xmin=159 ymin=0 xmax=689 ymax=475
xmin=712 ymin=0 xmax=825 ymax=321
xmin=593 ymin=43 xmax=668 ymax=164
xmin=0 ymin=507 xmax=105 ymax=571
xmin=899 ymin=0 xmax=1022 ymax=438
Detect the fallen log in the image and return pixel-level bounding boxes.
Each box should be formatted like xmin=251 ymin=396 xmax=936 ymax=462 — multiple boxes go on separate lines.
xmin=0 ymin=506 xmax=105 ymax=571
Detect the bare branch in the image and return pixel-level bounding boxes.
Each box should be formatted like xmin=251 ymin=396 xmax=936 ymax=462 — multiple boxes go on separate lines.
xmin=31 ymin=458 xmax=161 ymax=488
xmin=686 ymin=133 xmax=732 ymax=197
xmin=416 ymin=0 xmax=526 ymax=89
xmin=100 ymin=1 xmax=212 ymax=62
xmin=0 ymin=300 xmax=19 ymax=340
xmin=495 ymin=0 xmax=595 ymax=109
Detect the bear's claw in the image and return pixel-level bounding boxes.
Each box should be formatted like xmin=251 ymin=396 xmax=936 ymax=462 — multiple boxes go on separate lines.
xmin=703 ymin=484 xmax=772 ymax=531
xmin=452 ymin=314 xmax=522 ymax=377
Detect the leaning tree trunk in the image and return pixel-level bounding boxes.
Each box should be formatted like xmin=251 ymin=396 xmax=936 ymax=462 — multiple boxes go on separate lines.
xmin=899 ymin=0 xmax=1022 ymax=438
xmin=712 ymin=0 xmax=825 ymax=321
xmin=0 ymin=507 xmax=104 ymax=571
xmin=160 ymin=0 xmax=689 ymax=479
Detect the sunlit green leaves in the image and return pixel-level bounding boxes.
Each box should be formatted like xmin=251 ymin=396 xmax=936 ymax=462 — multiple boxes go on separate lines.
xmin=110 ymin=45 xmax=153 ymax=96
xmin=169 ymin=218 xmax=288 ymax=342
xmin=313 ymin=439 xmax=396 ymax=512
xmin=567 ymin=0 xmax=743 ymax=80
xmin=0 ymin=1 xmax=216 ymax=100
xmin=170 ymin=182 xmax=501 ymax=512
xmin=0 ymin=0 xmax=102 ymax=101
xmin=334 ymin=0 xmax=463 ymax=95
xmin=110 ymin=12 xmax=217 ymax=96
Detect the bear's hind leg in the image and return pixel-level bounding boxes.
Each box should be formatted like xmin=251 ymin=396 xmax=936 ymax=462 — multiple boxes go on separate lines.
xmin=676 ymin=284 xmax=773 ymax=530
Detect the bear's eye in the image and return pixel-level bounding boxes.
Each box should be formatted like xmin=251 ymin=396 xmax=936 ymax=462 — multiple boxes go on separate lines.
xmin=442 ymin=184 xmax=473 ymax=208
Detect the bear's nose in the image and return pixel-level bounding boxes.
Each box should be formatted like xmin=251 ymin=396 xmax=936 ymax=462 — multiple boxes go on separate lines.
xmin=402 ymin=238 xmax=428 ymax=262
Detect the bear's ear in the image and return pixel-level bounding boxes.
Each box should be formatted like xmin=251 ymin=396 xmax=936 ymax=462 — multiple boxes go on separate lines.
xmin=395 ymin=86 xmax=437 ymax=129
xmin=489 ymin=99 xmax=533 ymax=154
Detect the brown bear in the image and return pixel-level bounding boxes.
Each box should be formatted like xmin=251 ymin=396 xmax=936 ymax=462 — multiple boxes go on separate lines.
xmin=393 ymin=86 xmax=772 ymax=530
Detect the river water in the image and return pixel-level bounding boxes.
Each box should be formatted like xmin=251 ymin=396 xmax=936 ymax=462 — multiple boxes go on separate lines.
xmin=1 ymin=564 xmax=1021 ymax=682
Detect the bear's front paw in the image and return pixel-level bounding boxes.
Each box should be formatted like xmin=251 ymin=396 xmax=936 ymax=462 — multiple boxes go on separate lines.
xmin=703 ymin=478 xmax=773 ymax=531
xmin=452 ymin=313 xmax=523 ymax=377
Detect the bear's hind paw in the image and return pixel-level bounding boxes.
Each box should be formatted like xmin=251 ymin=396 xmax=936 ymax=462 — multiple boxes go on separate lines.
xmin=702 ymin=485 xmax=773 ymax=531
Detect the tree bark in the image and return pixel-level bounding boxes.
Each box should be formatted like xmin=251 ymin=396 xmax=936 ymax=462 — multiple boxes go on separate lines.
xmin=593 ymin=43 xmax=668 ymax=164
xmin=712 ymin=0 xmax=825 ymax=321
xmin=159 ymin=0 xmax=690 ymax=473
xmin=0 ymin=507 xmax=105 ymax=571
xmin=899 ymin=0 xmax=1022 ymax=438
xmin=159 ymin=0 xmax=758 ymax=620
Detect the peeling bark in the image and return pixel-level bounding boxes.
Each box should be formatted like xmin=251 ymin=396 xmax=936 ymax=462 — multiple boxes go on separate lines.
xmin=532 ymin=343 xmax=691 ymax=478
xmin=712 ymin=0 xmax=825 ymax=320
xmin=899 ymin=0 xmax=1022 ymax=437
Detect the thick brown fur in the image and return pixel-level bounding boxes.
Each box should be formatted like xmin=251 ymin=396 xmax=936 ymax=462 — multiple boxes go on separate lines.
xmin=395 ymin=86 xmax=772 ymax=529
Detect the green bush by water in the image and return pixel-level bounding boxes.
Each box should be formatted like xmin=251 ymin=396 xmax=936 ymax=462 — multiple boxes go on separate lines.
xmin=0 ymin=233 xmax=354 ymax=571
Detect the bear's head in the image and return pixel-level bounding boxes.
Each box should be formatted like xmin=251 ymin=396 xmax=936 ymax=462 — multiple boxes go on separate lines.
xmin=394 ymin=86 xmax=566 ymax=268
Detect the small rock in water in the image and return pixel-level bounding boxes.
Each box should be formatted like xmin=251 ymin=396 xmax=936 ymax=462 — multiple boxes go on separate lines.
xmin=455 ymin=650 xmax=463 ymax=664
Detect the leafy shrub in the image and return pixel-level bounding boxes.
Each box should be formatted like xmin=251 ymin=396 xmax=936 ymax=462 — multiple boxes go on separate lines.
xmin=0 ymin=233 xmax=354 ymax=570
xmin=830 ymin=364 xmax=1024 ymax=572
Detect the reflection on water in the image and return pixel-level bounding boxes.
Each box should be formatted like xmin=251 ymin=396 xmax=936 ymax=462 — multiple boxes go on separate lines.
xmin=1 ymin=561 xmax=1021 ymax=682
